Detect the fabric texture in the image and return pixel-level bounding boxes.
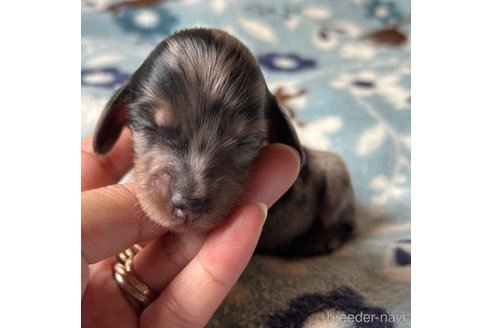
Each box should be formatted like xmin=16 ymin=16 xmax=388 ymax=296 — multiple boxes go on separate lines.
xmin=82 ymin=0 xmax=411 ymax=326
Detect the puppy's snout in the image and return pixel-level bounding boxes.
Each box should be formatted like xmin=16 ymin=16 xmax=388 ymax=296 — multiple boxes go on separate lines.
xmin=171 ymin=194 xmax=206 ymax=221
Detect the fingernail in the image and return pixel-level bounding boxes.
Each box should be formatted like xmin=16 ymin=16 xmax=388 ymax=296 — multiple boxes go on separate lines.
xmin=254 ymin=202 xmax=268 ymax=223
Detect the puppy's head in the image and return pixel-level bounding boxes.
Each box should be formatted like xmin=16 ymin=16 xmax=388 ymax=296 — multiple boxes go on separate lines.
xmin=93 ymin=28 xmax=304 ymax=232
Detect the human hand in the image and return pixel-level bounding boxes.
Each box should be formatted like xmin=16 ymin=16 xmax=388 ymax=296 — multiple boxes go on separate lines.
xmin=81 ymin=128 xmax=300 ymax=327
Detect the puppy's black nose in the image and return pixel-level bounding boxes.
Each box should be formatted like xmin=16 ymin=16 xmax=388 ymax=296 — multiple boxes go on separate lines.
xmin=171 ymin=194 xmax=206 ymax=221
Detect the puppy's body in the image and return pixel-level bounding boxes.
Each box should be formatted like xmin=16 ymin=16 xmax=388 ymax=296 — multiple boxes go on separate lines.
xmin=257 ymin=148 xmax=354 ymax=256
xmin=93 ymin=28 xmax=355 ymax=256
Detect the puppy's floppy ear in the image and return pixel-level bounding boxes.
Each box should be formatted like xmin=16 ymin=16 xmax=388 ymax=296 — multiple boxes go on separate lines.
xmin=266 ymin=91 xmax=306 ymax=166
xmin=92 ymin=81 xmax=130 ymax=155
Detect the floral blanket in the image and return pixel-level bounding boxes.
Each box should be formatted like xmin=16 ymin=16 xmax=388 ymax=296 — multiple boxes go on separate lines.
xmin=82 ymin=0 xmax=411 ymax=326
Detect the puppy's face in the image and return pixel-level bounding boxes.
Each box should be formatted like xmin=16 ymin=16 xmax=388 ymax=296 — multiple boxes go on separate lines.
xmin=129 ymin=87 xmax=267 ymax=232
xmin=92 ymin=28 xmax=303 ymax=232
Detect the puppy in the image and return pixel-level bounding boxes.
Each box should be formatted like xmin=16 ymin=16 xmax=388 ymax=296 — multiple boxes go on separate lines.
xmin=93 ymin=28 xmax=355 ymax=256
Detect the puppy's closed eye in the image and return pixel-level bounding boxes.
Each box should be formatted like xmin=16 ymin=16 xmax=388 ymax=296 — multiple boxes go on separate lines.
xmin=234 ymin=135 xmax=263 ymax=167
xmin=236 ymin=135 xmax=262 ymax=148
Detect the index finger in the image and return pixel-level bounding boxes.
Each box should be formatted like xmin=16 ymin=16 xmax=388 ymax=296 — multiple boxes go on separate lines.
xmin=82 ymin=183 xmax=167 ymax=265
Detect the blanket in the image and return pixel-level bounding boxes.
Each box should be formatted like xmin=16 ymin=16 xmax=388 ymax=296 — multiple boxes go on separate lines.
xmin=82 ymin=1 xmax=411 ymax=326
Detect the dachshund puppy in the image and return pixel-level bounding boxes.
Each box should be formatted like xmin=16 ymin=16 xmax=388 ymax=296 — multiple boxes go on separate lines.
xmin=93 ymin=28 xmax=355 ymax=256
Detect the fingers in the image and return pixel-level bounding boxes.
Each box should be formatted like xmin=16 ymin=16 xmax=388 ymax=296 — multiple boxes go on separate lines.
xmin=81 ymin=128 xmax=133 ymax=191
xmin=140 ymin=204 xmax=267 ymax=328
xmin=130 ymin=143 xmax=300 ymax=293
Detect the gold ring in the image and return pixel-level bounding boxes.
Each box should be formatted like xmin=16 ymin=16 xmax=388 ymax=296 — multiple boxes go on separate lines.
xmin=113 ymin=243 xmax=157 ymax=312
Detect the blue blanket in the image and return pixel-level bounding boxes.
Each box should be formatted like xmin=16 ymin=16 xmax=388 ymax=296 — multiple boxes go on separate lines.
xmin=82 ymin=1 xmax=411 ymax=326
